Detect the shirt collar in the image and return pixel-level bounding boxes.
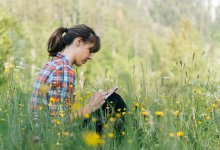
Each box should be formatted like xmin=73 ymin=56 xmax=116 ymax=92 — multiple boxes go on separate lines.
xmin=56 ymin=52 xmax=72 ymax=68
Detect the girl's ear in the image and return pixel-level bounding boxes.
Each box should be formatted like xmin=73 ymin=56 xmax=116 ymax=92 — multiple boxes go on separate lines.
xmin=75 ymin=37 xmax=82 ymax=47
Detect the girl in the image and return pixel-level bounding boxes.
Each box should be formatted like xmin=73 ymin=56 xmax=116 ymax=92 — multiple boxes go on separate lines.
xmin=30 ymin=24 xmax=126 ymax=134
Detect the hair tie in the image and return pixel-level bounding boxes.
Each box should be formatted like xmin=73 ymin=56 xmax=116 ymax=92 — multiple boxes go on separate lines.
xmin=64 ymin=28 xmax=68 ymax=33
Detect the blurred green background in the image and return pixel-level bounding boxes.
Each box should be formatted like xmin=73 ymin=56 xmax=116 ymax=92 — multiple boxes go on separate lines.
xmin=1 ymin=0 xmax=220 ymax=90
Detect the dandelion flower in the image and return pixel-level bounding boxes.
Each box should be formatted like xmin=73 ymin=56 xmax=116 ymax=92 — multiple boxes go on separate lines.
xmin=198 ymin=121 xmax=202 ymax=125
xmin=174 ymin=111 xmax=181 ymax=117
xmin=155 ymin=111 xmax=164 ymax=117
xmin=134 ymin=102 xmax=139 ymax=108
xmin=50 ymin=97 xmax=56 ymax=102
xmin=197 ymin=90 xmax=202 ymax=94
xmin=72 ymin=102 xmax=81 ymax=111
xmin=176 ymin=131 xmax=184 ymax=137
xmin=212 ymin=103 xmax=217 ymax=108
xmin=121 ymin=131 xmax=125 ymax=136
xmin=82 ymin=131 xmax=104 ymax=147
xmin=205 ymin=115 xmax=210 ymax=120
xmin=108 ymin=133 xmax=114 ymax=138
xmin=56 ymin=120 xmax=61 ymax=125
xmin=59 ymin=113 xmax=65 ymax=118
xmin=117 ymin=108 xmax=121 ymax=112
xmin=115 ymin=113 xmax=121 ymax=118
xmin=109 ymin=117 xmax=115 ymax=122
xmin=92 ymin=117 xmax=97 ymax=122
xmin=122 ymin=112 xmax=127 ymax=116
xmin=84 ymin=113 xmax=91 ymax=119
xmin=38 ymin=106 xmax=42 ymax=111
xmin=141 ymin=111 xmax=149 ymax=117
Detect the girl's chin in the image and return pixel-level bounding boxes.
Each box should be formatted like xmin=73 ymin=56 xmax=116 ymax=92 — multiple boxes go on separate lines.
xmin=75 ymin=61 xmax=86 ymax=66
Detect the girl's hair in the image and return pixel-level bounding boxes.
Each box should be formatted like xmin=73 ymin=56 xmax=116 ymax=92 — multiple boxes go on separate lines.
xmin=47 ymin=24 xmax=100 ymax=56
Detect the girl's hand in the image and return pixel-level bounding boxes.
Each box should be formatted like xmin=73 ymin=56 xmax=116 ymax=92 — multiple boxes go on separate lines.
xmin=87 ymin=91 xmax=107 ymax=112
xmin=71 ymin=91 xmax=107 ymax=119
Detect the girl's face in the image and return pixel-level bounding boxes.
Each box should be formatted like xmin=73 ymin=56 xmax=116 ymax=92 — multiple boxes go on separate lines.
xmin=74 ymin=42 xmax=94 ymax=66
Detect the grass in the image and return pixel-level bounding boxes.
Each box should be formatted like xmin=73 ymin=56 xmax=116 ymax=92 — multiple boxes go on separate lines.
xmin=0 ymin=60 xmax=220 ymax=150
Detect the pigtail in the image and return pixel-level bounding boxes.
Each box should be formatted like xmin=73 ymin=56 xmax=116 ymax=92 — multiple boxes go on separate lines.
xmin=47 ymin=27 xmax=68 ymax=57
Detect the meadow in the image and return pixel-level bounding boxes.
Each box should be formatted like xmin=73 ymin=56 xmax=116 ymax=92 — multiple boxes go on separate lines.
xmin=1 ymin=55 xmax=220 ymax=149
xmin=1 ymin=0 xmax=220 ymax=149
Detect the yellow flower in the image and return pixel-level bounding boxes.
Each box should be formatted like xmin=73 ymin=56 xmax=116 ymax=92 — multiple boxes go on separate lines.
xmin=141 ymin=111 xmax=149 ymax=117
xmin=84 ymin=113 xmax=91 ymax=119
xmin=49 ymin=102 xmax=53 ymax=107
xmin=72 ymin=102 xmax=81 ymax=111
xmin=92 ymin=117 xmax=97 ymax=122
xmin=212 ymin=103 xmax=217 ymax=108
xmin=121 ymin=131 xmax=125 ymax=136
xmin=82 ymin=131 xmax=104 ymax=147
xmin=197 ymin=90 xmax=202 ymax=94
xmin=50 ymin=97 xmax=56 ymax=102
xmin=108 ymin=133 xmax=114 ymax=138
xmin=38 ymin=106 xmax=42 ymax=111
xmin=174 ymin=111 xmax=181 ymax=117
xmin=117 ymin=108 xmax=121 ymax=112
xmin=115 ymin=113 xmax=121 ymax=118
xmin=59 ymin=113 xmax=65 ymax=118
xmin=193 ymin=89 xmax=202 ymax=94
xmin=198 ymin=121 xmax=202 ymax=125
xmin=51 ymin=119 xmax=61 ymax=124
xmin=205 ymin=115 xmax=210 ymax=120
xmin=4 ymin=64 xmax=13 ymax=73
xmin=109 ymin=117 xmax=115 ymax=122
xmin=50 ymin=97 xmax=59 ymax=103
xmin=176 ymin=131 xmax=184 ymax=137
xmin=122 ymin=112 xmax=127 ymax=116
xmin=134 ymin=102 xmax=139 ymax=108
xmin=155 ymin=111 xmax=164 ymax=117
xmin=56 ymin=120 xmax=61 ymax=125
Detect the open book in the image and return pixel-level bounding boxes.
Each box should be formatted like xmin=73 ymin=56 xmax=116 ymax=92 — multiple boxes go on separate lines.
xmin=104 ymin=86 xmax=118 ymax=100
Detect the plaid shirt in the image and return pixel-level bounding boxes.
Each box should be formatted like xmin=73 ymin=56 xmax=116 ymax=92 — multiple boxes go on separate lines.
xmin=30 ymin=52 xmax=76 ymax=126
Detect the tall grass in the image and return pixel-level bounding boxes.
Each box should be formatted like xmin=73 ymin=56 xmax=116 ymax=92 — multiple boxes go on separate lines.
xmin=0 ymin=57 xmax=220 ymax=150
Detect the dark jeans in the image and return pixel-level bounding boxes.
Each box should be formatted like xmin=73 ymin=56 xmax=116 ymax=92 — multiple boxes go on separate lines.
xmin=83 ymin=93 xmax=127 ymax=135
